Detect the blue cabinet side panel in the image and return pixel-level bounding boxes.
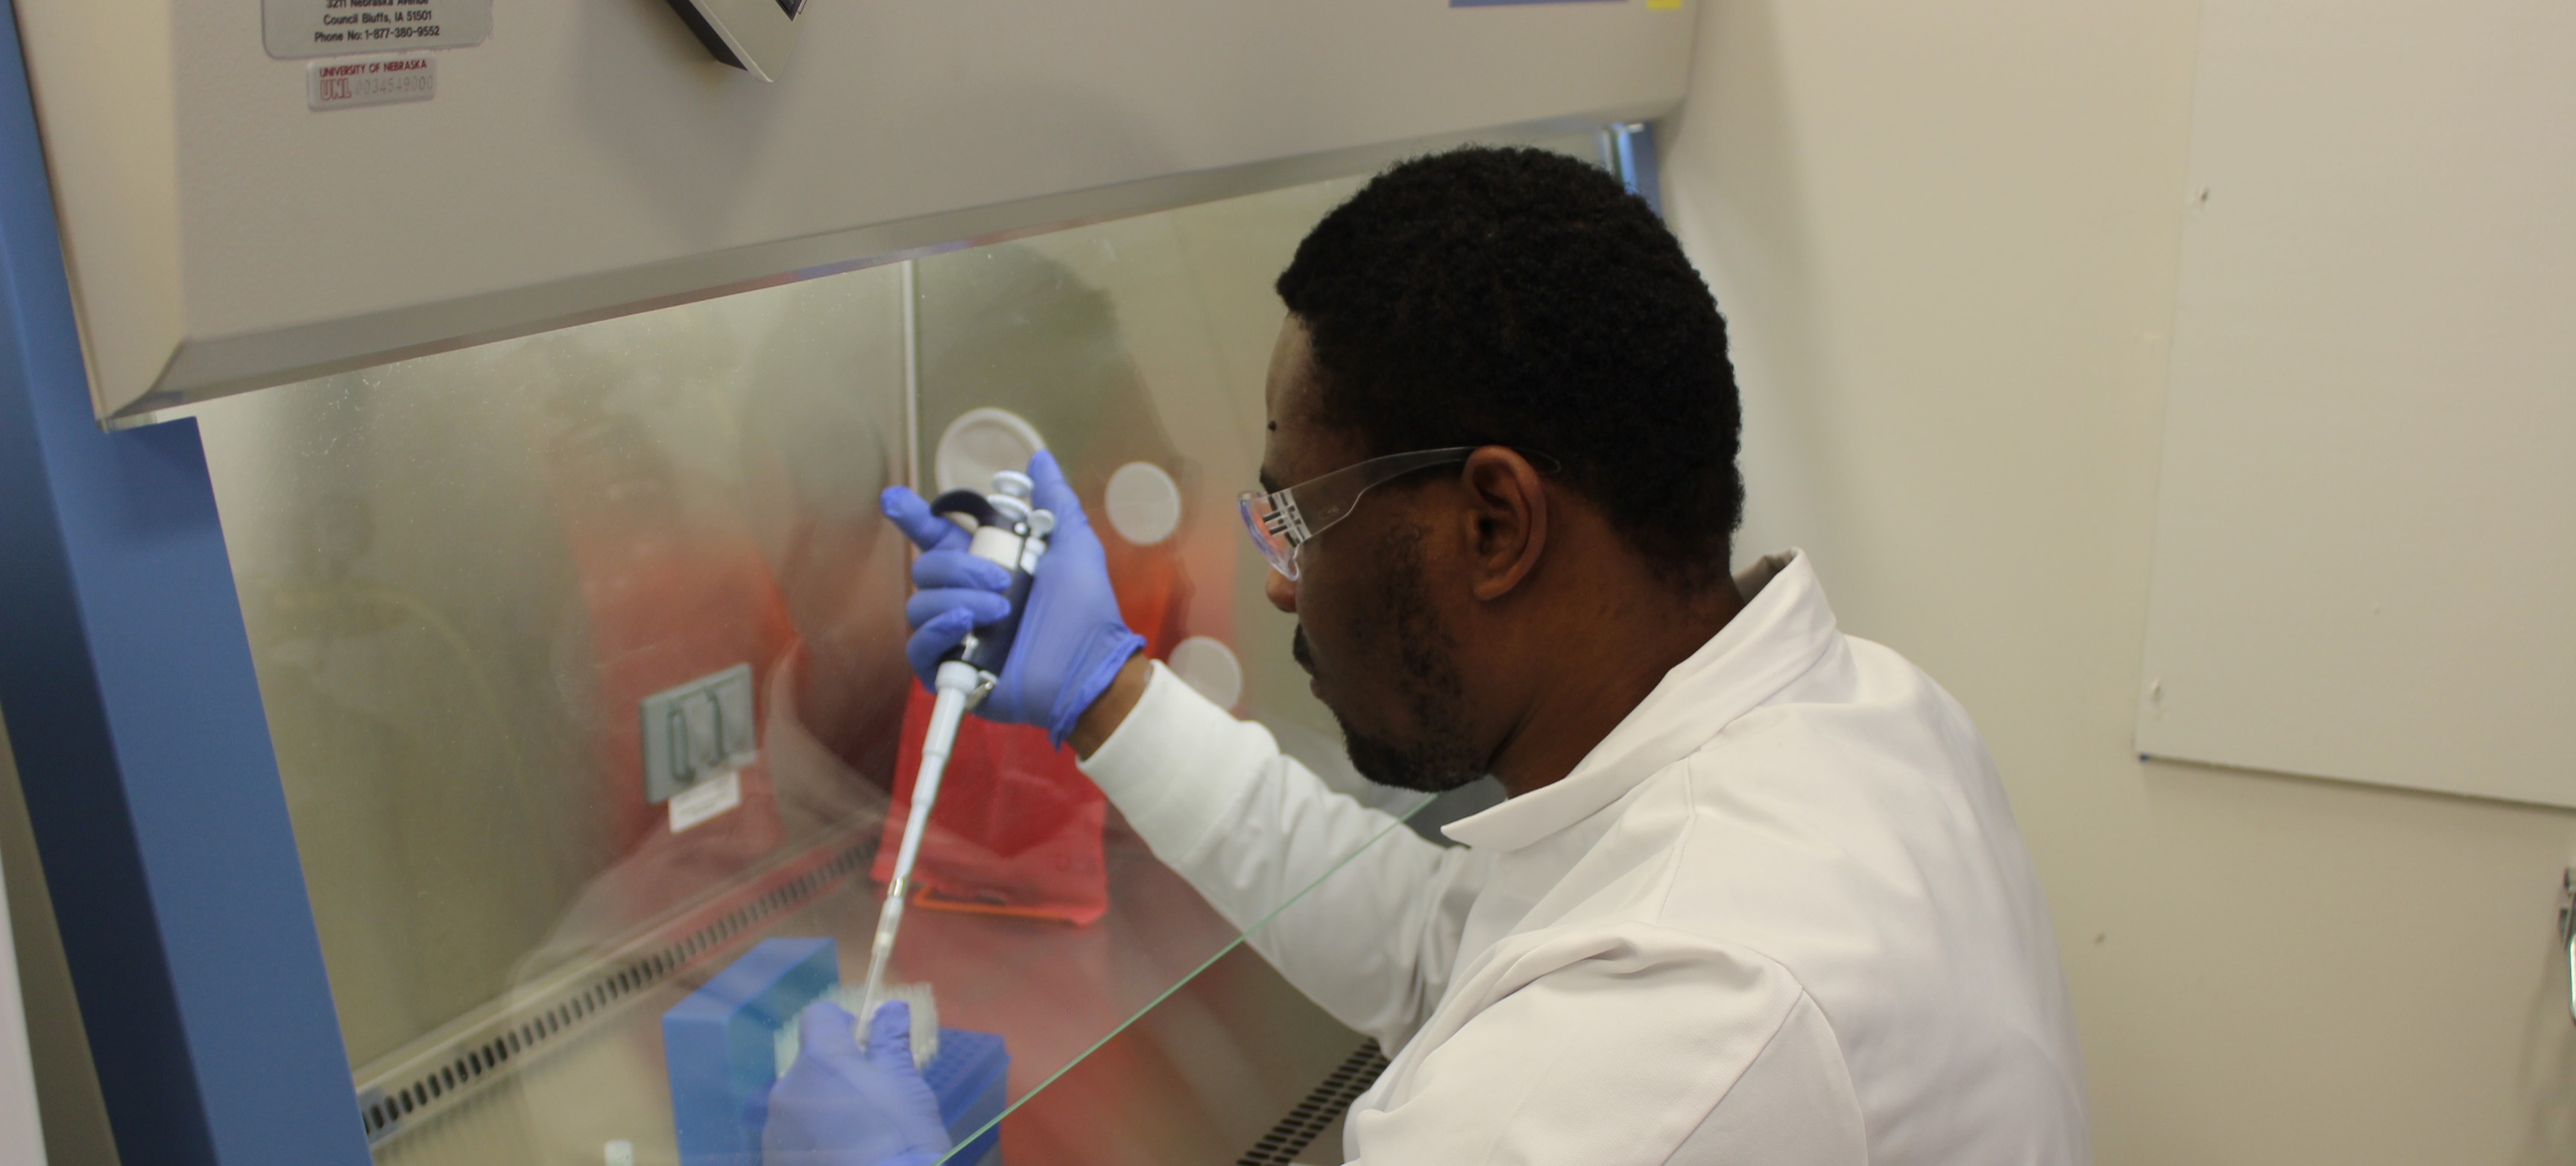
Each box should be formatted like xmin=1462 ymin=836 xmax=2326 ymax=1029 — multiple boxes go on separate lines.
xmin=0 ymin=6 xmax=371 ymax=1165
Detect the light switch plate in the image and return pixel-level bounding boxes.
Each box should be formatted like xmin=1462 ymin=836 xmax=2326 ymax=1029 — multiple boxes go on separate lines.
xmin=642 ymin=664 xmax=758 ymax=804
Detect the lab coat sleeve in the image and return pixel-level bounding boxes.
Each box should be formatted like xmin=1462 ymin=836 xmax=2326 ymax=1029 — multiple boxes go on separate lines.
xmin=1079 ymin=662 xmax=1489 ymax=1048
xmin=1345 ymin=929 xmax=1868 ymax=1165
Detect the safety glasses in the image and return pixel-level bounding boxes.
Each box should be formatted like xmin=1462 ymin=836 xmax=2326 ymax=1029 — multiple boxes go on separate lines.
xmin=1237 ymin=447 xmax=1555 ymax=581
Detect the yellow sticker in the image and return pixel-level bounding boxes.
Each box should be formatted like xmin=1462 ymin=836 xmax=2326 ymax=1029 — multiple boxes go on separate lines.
xmin=1649 ymin=0 xmax=1682 ymax=8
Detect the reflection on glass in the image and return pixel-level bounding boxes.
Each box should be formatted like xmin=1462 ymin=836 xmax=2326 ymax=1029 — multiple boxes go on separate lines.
xmin=203 ymin=265 xmax=916 ymax=1058
xmin=203 ymin=265 xmax=923 ymax=1162
xmin=197 ymin=167 xmax=1456 ymax=1165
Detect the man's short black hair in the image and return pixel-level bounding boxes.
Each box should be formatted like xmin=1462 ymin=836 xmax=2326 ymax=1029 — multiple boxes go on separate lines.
xmin=1275 ymin=145 xmax=1743 ymax=590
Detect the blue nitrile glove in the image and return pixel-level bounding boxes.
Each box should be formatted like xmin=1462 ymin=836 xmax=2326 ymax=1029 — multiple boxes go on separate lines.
xmin=881 ymin=451 xmax=1147 ymax=747
xmin=760 ymin=1001 xmax=951 ymax=1166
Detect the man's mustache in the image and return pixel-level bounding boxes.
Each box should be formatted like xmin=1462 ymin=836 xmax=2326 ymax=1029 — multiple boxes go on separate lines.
xmin=1292 ymin=626 xmax=1315 ymax=675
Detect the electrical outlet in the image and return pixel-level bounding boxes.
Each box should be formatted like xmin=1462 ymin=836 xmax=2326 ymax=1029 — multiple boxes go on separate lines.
xmin=641 ymin=664 xmax=757 ymax=804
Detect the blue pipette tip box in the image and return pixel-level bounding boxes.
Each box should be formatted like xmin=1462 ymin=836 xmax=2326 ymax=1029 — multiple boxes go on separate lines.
xmin=662 ymin=937 xmax=1011 ymax=1166
xmin=925 ymin=1027 xmax=1008 ymax=1166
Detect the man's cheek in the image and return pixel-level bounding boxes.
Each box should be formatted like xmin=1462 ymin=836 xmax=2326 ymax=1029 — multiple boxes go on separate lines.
xmin=1310 ymin=624 xmax=1383 ymax=708
xmin=1301 ymin=602 xmax=1356 ymax=678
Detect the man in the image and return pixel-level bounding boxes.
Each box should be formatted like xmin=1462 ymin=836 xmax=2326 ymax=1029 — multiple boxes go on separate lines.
xmin=769 ymin=146 xmax=2090 ymax=1164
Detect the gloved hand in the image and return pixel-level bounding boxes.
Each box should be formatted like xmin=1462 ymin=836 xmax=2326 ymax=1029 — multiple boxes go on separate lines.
xmin=760 ymin=1000 xmax=952 ymax=1166
xmin=882 ymin=451 xmax=1146 ymax=747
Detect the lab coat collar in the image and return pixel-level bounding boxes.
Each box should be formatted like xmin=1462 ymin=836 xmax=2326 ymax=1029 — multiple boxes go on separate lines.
xmin=1440 ymin=549 xmax=1837 ymax=852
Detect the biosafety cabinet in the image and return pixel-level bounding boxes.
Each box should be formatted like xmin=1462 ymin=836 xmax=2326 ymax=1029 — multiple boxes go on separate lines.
xmin=0 ymin=4 xmax=1691 ymax=1165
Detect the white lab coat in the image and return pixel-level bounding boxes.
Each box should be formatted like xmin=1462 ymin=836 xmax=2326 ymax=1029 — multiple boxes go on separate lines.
xmin=1079 ymin=551 xmax=2090 ymax=1164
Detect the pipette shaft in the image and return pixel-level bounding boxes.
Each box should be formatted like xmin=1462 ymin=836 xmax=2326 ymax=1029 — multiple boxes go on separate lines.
xmin=855 ymin=668 xmax=974 ymax=1029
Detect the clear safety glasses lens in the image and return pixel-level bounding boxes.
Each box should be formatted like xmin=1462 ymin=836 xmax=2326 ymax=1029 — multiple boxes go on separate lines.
xmin=1237 ymin=490 xmax=1307 ymax=579
xmin=1236 ymin=447 xmax=1505 ymax=582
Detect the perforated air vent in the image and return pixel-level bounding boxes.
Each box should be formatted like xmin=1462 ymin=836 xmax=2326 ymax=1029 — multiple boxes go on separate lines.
xmin=356 ymin=835 xmax=875 ymax=1145
xmin=1236 ymin=1040 xmax=1389 ymax=1166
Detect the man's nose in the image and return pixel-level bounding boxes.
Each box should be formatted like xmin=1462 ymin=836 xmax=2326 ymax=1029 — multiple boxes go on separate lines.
xmin=1264 ymin=566 xmax=1297 ymax=613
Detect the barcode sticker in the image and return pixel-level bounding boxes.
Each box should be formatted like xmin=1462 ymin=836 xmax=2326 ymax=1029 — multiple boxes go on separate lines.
xmin=308 ymin=55 xmax=436 ymax=111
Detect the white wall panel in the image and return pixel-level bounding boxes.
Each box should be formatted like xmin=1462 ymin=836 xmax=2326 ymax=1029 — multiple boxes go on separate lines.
xmin=2137 ymin=0 xmax=2576 ymax=807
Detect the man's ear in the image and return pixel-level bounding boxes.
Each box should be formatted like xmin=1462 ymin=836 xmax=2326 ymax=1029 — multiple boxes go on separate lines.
xmin=1457 ymin=447 xmax=1549 ymax=602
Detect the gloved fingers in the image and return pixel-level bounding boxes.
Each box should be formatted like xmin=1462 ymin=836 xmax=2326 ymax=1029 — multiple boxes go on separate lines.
xmin=905 ymin=588 xmax=1011 ymax=631
xmin=865 ymin=1001 xmax=917 ymax=1074
xmin=906 ymin=608 xmax=979 ymax=684
xmin=912 ymin=549 xmax=1011 ymax=593
xmin=882 ymin=487 xmax=969 ymax=552
xmin=1026 ymin=451 xmax=1090 ymax=535
xmin=797 ymin=1001 xmax=864 ymax=1061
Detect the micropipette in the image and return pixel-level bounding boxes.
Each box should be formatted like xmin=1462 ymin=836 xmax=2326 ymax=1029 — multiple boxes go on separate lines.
xmin=856 ymin=470 xmax=1054 ymax=1031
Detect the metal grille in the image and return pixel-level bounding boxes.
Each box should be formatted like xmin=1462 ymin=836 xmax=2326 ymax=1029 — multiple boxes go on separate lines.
xmin=1236 ymin=1039 xmax=1389 ymax=1166
xmin=354 ymin=831 xmax=877 ymax=1146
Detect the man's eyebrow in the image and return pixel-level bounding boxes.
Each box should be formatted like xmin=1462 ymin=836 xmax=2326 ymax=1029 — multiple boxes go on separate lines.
xmin=1257 ymin=467 xmax=1283 ymax=494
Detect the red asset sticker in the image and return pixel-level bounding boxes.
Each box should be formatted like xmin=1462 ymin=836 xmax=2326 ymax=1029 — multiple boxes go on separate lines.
xmin=307 ymin=55 xmax=435 ymax=111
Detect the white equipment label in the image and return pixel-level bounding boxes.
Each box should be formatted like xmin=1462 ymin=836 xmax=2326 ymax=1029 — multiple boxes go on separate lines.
xmin=308 ymin=56 xmax=435 ymax=111
xmin=266 ymin=0 xmax=492 ymax=60
xmin=668 ymin=769 xmax=744 ymax=833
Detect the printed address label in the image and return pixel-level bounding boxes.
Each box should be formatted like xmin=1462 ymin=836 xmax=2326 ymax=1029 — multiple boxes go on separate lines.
xmin=265 ymin=0 xmax=492 ymax=60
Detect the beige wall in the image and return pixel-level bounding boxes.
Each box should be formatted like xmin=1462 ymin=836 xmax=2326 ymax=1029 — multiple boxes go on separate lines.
xmin=0 ymin=725 xmax=51 ymax=1165
xmin=0 ymin=711 xmax=121 ymax=1166
xmin=1660 ymin=3 xmax=2576 ymax=1162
